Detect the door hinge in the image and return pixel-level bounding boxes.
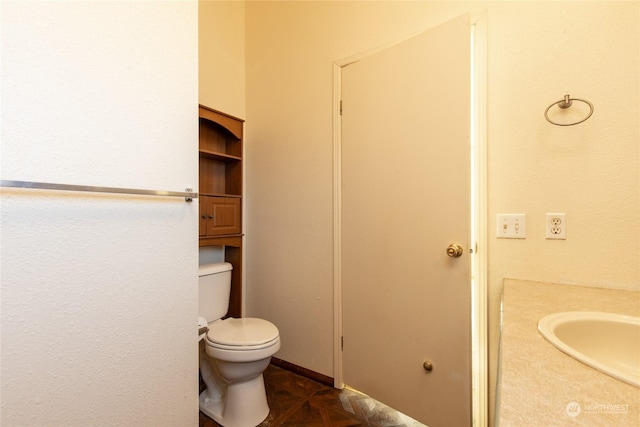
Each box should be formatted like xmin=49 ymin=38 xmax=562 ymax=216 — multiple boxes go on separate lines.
xmin=340 ymin=100 xmax=343 ymax=116
xmin=341 ymin=336 xmax=344 ymax=351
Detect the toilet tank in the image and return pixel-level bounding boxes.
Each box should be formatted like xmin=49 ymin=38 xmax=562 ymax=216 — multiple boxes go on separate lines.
xmin=199 ymin=262 xmax=233 ymax=322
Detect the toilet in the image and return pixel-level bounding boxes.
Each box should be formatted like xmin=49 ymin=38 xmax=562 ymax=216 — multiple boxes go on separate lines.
xmin=198 ymin=262 xmax=280 ymax=427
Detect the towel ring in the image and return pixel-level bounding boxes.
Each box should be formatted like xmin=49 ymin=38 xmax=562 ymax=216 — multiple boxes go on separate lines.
xmin=544 ymin=94 xmax=594 ymax=126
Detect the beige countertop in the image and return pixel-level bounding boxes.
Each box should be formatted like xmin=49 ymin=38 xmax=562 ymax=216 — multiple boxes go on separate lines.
xmin=497 ymin=279 xmax=640 ymax=427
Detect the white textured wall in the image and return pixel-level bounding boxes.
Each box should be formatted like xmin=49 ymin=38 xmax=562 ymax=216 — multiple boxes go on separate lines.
xmin=1 ymin=2 xmax=199 ymax=426
xmin=240 ymin=0 xmax=639 ymax=422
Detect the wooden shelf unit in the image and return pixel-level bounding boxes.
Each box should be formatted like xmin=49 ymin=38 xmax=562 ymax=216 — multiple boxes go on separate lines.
xmin=199 ymin=104 xmax=244 ymax=318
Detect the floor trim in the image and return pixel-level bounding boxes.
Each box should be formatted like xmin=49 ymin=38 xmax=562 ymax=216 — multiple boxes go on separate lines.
xmin=270 ymin=357 xmax=334 ymax=388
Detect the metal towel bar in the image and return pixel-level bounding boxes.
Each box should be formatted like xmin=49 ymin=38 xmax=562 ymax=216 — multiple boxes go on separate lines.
xmin=0 ymin=180 xmax=197 ymax=202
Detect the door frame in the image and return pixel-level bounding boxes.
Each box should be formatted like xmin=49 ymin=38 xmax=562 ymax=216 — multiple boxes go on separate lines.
xmin=332 ymin=13 xmax=488 ymax=426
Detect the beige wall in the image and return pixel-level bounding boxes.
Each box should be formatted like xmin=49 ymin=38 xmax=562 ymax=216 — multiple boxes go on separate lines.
xmin=198 ymin=0 xmax=246 ymax=284
xmin=200 ymin=0 xmax=639 ymax=421
xmin=199 ymin=0 xmax=245 ymax=118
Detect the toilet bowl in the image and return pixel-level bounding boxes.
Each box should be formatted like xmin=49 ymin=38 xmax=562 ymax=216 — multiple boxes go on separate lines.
xmin=199 ymin=263 xmax=280 ymax=427
xmin=200 ymin=318 xmax=280 ymax=427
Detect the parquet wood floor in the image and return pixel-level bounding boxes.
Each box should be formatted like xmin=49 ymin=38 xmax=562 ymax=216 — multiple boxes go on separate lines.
xmin=199 ymin=364 xmax=425 ymax=427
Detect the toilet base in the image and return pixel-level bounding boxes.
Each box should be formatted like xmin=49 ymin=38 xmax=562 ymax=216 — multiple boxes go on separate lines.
xmin=199 ymin=373 xmax=269 ymax=427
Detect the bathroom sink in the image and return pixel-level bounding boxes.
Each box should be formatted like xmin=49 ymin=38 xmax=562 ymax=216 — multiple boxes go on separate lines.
xmin=538 ymin=311 xmax=640 ymax=388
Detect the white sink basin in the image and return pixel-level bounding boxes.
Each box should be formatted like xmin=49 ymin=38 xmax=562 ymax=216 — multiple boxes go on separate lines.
xmin=538 ymin=311 xmax=640 ymax=388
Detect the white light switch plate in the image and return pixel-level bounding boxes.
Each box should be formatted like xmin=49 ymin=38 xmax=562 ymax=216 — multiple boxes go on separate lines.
xmin=497 ymin=214 xmax=526 ymax=239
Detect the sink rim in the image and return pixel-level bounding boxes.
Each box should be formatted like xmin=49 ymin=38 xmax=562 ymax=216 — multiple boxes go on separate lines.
xmin=538 ymin=311 xmax=640 ymax=388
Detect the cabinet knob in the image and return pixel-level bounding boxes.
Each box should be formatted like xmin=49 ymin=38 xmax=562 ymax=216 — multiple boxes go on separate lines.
xmin=202 ymin=214 xmax=207 ymax=219
xmin=209 ymin=215 xmax=214 ymax=219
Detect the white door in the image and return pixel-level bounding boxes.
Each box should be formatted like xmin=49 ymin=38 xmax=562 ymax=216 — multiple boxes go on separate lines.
xmin=341 ymin=14 xmax=471 ymax=426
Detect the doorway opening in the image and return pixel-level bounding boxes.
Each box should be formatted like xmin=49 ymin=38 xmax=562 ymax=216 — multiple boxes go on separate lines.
xmin=332 ymin=13 xmax=487 ymax=426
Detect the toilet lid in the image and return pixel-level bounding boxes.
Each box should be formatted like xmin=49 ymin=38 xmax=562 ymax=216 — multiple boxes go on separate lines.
xmin=207 ymin=317 xmax=279 ymax=347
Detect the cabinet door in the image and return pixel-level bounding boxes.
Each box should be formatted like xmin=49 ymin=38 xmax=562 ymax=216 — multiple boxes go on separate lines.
xmin=202 ymin=196 xmax=241 ymax=236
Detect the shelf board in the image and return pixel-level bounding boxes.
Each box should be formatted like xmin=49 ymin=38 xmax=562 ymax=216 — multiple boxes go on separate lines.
xmin=200 ymin=192 xmax=241 ymax=198
xmin=199 ymin=234 xmax=243 ymax=248
xmin=199 ymin=149 xmax=242 ymax=162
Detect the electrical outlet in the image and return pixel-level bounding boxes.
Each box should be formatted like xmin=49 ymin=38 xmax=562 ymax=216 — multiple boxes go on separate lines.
xmin=497 ymin=214 xmax=526 ymax=239
xmin=546 ymin=213 xmax=566 ymax=239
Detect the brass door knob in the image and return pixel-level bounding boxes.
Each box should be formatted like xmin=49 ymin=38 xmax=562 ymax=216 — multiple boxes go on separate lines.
xmin=446 ymin=243 xmax=464 ymax=258
xmin=423 ymin=360 xmax=433 ymax=372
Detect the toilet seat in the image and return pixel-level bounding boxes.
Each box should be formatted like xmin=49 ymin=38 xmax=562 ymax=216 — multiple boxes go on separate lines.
xmin=206 ymin=317 xmax=279 ymax=350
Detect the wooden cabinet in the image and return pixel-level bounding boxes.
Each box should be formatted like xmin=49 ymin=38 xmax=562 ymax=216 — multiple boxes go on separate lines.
xmin=199 ymin=104 xmax=244 ymax=317
xmin=199 ymin=196 xmax=241 ymax=237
